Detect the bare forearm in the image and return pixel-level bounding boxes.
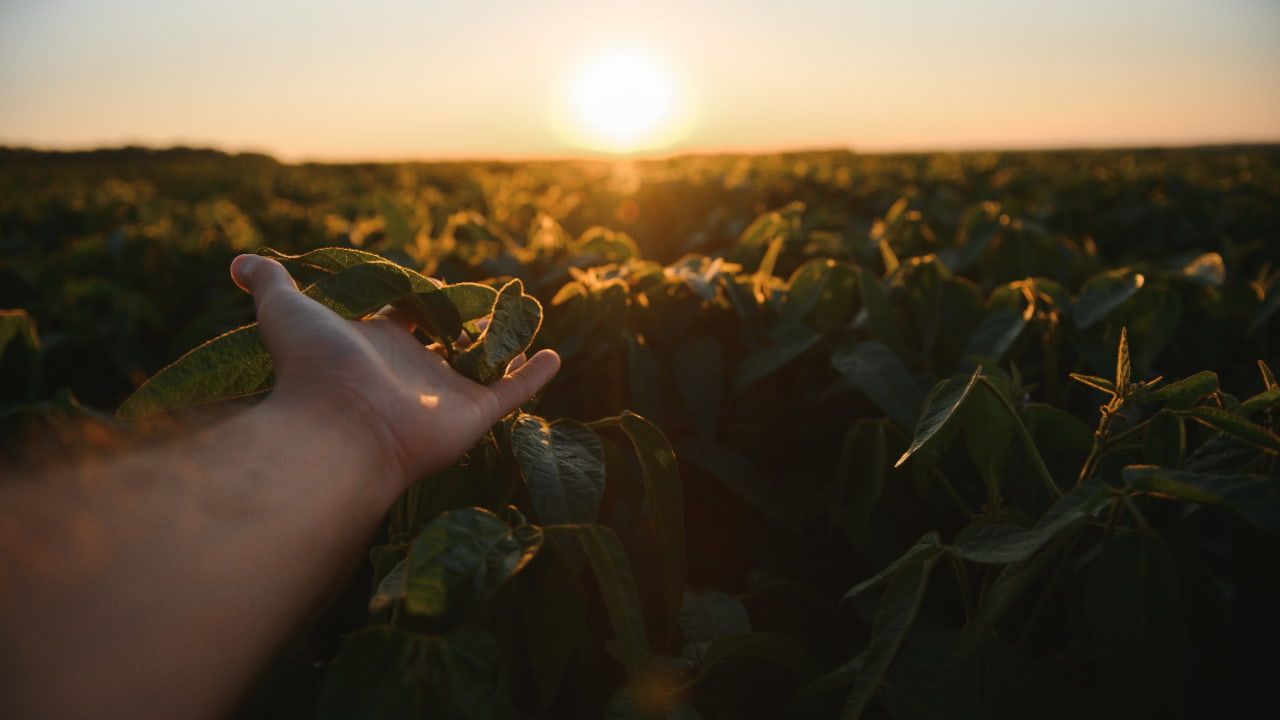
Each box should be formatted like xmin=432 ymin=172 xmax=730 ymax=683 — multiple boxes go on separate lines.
xmin=0 ymin=396 xmax=395 ymax=719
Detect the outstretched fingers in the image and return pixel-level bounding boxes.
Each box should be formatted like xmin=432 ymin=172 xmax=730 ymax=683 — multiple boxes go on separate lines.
xmin=488 ymin=349 xmax=561 ymax=419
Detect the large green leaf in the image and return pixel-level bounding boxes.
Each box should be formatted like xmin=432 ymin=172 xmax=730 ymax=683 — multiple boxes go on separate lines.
xmin=831 ymin=339 xmax=925 ymax=431
xmin=1073 ymin=268 xmax=1144 ymax=329
xmin=117 ymin=324 xmax=272 ymax=419
xmin=963 ymin=306 xmax=1030 ymax=362
xmin=511 ymin=414 xmax=606 ymax=525
xmin=841 ymin=532 xmax=942 ymax=605
xmin=1185 ymin=406 xmax=1280 ymax=453
xmin=314 ymin=626 xmax=426 ymax=719
xmin=950 ymin=482 xmax=1109 ymax=564
xmin=841 ymin=555 xmax=939 ymax=719
xmin=855 ymin=266 xmax=910 ymax=357
xmin=1083 ymin=534 xmax=1187 ymax=717
xmin=1239 ymin=387 xmax=1280 ymax=415
xmin=615 ymin=412 xmax=686 ymax=629
xmin=960 ymin=378 xmax=1014 ymax=504
xmin=545 ymin=524 xmax=651 ymax=675
xmin=780 ymin=259 xmax=859 ymax=330
xmin=894 ymin=368 xmax=982 ymax=468
xmin=454 ymin=279 xmax=543 ymax=384
xmin=118 ymin=260 xmax=453 ymax=418
xmin=1142 ymin=370 xmax=1218 ymax=405
xmin=833 ymin=419 xmax=888 ymax=548
xmin=1123 ymin=465 xmax=1280 ymax=528
xmin=258 ymin=246 xmax=389 ymax=272
xmin=404 ymin=507 xmax=542 ymax=618
xmin=733 ymin=324 xmax=822 ymax=394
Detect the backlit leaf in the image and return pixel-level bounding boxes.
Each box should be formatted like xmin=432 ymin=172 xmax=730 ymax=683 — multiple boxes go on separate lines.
xmin=405 ymin=507 xmax=542 ymax=618
xmin=894 ymin=367 xmax=982 ymax=467
xmin=511 ymin=414 xmax=607 ymax=525
xmin=832 ymin=339 xmax=925 ymax=431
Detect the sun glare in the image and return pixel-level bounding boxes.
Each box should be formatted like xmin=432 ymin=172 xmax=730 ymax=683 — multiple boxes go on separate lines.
xmin=561 ymin=49 xmax=690 ymax=154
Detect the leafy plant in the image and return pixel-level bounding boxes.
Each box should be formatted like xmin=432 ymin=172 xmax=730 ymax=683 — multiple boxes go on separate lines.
xmin=4 ymin=147 xmax=1279 ymax=718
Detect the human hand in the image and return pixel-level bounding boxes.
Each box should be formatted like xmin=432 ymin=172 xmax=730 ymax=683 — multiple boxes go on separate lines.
xmin=229 ymin=254 xmax=560 ymax=500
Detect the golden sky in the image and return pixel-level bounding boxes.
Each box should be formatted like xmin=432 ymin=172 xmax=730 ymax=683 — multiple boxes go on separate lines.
xmin=1 ymin=0 xmax=1278 ymax=160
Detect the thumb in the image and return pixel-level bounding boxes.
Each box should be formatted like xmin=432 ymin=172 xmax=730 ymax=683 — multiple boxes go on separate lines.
xmin=488 ymin=349 xmax=561 ymax=419
xmin=230 ymin=254 xmax=312 ymax=364
xmin=231 ymin=254 xmax=298 ymax=307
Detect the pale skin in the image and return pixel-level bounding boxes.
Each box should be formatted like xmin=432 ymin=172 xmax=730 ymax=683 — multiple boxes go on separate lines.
xmin=0 ymin=255 xmax=560 ymax=720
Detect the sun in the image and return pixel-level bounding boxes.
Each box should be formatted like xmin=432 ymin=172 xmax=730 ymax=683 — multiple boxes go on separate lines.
xmin=562 ymin=49 xmax=689 ymax=154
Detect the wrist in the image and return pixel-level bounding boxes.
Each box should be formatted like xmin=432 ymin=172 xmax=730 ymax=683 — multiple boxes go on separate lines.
xmin=255 ymin=389 xmax=409 ymax=517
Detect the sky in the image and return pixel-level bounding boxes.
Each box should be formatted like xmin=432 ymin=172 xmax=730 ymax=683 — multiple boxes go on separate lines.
xmin=1 ymin=0 xmax=1278 ymax=160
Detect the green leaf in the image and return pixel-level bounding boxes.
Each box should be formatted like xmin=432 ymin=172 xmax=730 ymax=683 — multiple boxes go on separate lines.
xmin=960 ymin=380 xmax=1014 ymax=506
xmin=545 ymin=524 xmax=651 ymax=674
xmin=302 ymin=259 xmax=436 ymax=318
xmin=404 ymin=507 xmax=542 ymax=618
xmin=1142 ymin=411 xmax=1185 ymax=468
xmin=118 ymin=260 xmax=454 ymax=418
xmin=963 ymin=306 xmax=1030 ymax=362
xmin=1073 ymin=268 xmax=1144 ymax=329
xmin=833 ymin=419 xmax=888 ymax=548
xmin=1068 ymin=373 xmax=1116 ymax=396
xmin=117 ymin=324 xmax=272 ymax=419
xmin=954 ymin=534 xmax=1065 ymax=660
xmin=368 ymin=558 xmax=407 ymax=613
xmin=511 ymin=414 xmax=606 ymax=525
xmin=454 ymin=279 xmax=543 ymax=385
xmin=1142 ymin=370 xmax=1218 ymax=405
xmin=898 ymin=256 xmax=947 ymax=357
xmin=950 ymin=482 xmax=1109 ymax=564
xmin=315 ymin=623 xmax=508 ymax=719
xmin=781 ymin=259 xmax=859 ymax=330
xmin=733 ymin=324 xmax=821 ymax=394
xmin=831 ymin=339 xmax=925 ymax=431
xmin=314 ymin=626 xmax=426 ymax=719
xmin=855 ymin=266 xmax=910 ymax=358
xmin=258 ymin=246 xmax=389 ymax=273
xmin=1185 ymin=406 xmax=1280 ymax=453
xmin=673 ymin=335 xmax=722 ymax=441
xmin=440 ymin=283 xmax=501 ymax=323
xmin=841 ymin=532 xmax=942 ymax=604
xmin=1114 ymin=326 xmax=1130 ymax=392
xmin=841 ymin=555 xmax=939 ymax=719
xmin=615 ymin=412 xmax=686 ymax=630
xmin=1123 ymin=465 xmax=1280 ymax=528
xmin=1083 ymin=534 xmax=1186 ymax=717
xmin=508 ymin=544 xmax=589 ymax=707
xmin=894 ymin=367 xmax=982 ymax=467
xmin=1238 ymin=388 xmax=1280 ymax=416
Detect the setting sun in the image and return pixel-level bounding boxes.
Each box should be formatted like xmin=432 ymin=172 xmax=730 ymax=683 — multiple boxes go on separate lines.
xmin=562 ymin=48 xmax=690 ymax=154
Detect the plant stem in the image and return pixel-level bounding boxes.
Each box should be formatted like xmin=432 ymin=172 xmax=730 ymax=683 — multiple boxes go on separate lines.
xmin=978 ymin=378 xmax=1062 ymax=500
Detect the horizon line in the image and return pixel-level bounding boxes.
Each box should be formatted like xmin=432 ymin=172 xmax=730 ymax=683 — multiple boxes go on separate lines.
xmin=4 ymin=137 xmax=1279 ymax=165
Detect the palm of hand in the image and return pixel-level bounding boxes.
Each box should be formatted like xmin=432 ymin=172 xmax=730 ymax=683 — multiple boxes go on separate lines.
xmin=231 ymin=255 xmax=559 ymax=490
